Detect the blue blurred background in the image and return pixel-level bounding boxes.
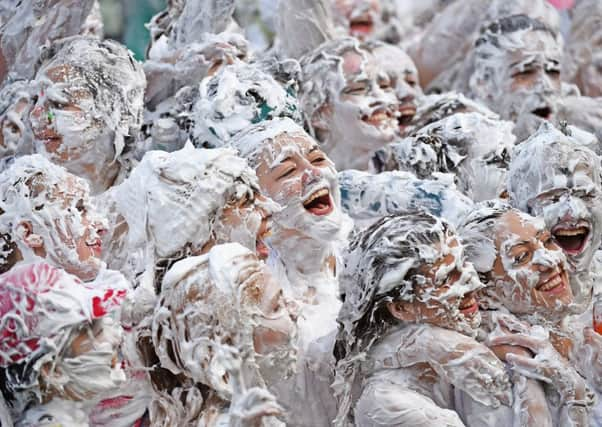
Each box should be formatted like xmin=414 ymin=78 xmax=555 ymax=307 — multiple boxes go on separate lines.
xmin=99 ymin=0 xmax=166 ymax=60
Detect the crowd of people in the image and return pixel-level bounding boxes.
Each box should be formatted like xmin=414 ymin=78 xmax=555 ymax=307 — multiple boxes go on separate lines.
xmin=0 ymin=0 xmax=601 ymax=425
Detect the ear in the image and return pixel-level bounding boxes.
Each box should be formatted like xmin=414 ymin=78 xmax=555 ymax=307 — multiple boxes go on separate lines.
xmin=386 ymin=300 xmax=417 ymax=322
xmin=17 ymin=220 xmax=44 ymax=249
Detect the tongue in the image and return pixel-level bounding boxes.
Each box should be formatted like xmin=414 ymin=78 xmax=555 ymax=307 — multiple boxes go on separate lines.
xmin=555 ymin=233 xmax=585 ymax=252
xmin=305 ymin=195 xmax=332 ymax=215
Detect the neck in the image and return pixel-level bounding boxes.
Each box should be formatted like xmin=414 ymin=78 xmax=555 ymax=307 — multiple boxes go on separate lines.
xmin=276 ymin=233 xmax=334 ymax=277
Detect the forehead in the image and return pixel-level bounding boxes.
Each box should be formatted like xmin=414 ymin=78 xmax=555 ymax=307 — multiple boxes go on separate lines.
xmin=335 ymin=0 xmax=379 ymax=15
xmin=259 ymin=132 xmax=317 ymax=162
xmin=40 ymin=63 xmax=79 ymax=83
xmin=496 ymin=210 xmax=543 ymax=243
xmin=499 ymin=30 xmax=561 ymax=65
xmin=342 ymin=50 xmax=366 ymax=76
xmin=371 ymin=46 xmax=417 ymax=75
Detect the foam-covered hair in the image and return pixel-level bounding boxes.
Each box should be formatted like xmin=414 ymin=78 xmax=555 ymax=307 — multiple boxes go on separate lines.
xmin=152 ymin=243 xmax=293 ymax=400
xmin=113 ymin=144 xmax=260 ymax=260
xmin=191 ymin=62 xmax=301 ymax=148
xmin=333 ymin=212 xmax=455 ymax=424
xmin=298 ymin=37 xmax=365 ymax=140
xmin=458 ymin=200 xmax=514 ymax=274
xmin=507 ymin=122 xmax=601 ymax=213
xmin=228 ymin=117 xmax=311 ymax=167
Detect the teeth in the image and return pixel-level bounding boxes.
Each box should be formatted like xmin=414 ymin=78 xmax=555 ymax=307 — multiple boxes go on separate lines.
xmin=539 ymin=275 xmax=563 ymax=291
xmin=304 ymin=188 xmax=329 ymax=205
xmin=369 ymin=112 xmax=387 ymax=122
xmin=459 ymin=298 xmax=476 ymax=310
xmin=554 ymin=227 xmax=588 ymax=236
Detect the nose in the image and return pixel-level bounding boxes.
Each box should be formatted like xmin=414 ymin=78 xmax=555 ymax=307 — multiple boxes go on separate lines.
xmin=533 ymin=248 xmax=557 ymax=271
xmin=301 ymin=165 xmax=321 ymax=185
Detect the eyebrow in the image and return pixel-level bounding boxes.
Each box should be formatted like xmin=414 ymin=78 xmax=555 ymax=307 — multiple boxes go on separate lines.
xmin=269 ymin=155 xmax=293 ymax=172
xmin=509 ymin=240 xmax=530 ymax=249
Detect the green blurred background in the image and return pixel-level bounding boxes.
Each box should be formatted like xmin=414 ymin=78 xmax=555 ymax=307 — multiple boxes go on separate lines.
xmin=99 ymin=0 xmax=166 ymax=60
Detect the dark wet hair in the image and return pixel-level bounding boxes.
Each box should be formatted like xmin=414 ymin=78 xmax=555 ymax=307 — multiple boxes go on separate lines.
xmin=476 ymin=14 xmax=557 ymax=49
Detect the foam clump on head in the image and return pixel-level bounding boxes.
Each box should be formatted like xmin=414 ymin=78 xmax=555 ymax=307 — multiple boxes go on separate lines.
xmin=191 ymin=62 xmax=301 ymax=148
xmin=113 ymin=143 xmax=260 ymax=260
xmin=507 ymin=122 xmax=601 ymax=213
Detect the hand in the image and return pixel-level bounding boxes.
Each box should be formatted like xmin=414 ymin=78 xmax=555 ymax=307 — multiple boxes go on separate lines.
xmin=394 ymin=325 xmax=512 ymax=408
xmin=488 ymin=331 xmax=592 ymax=406
xmin=230 ymin=387 xmax=284 ymax=427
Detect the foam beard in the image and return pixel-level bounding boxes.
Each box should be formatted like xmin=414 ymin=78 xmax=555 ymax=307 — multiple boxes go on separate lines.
xmin=457 ymin=159 xmax=507 ymax=202
xmin=23 ymin=195 xmax=103 ymax=281
xmin=32 ymin=104 xmax=117 ymax=194
xmin=271 ymin=175 xmax=343 ymax=245
xmin=326 ymin=98 xmax=397 ymax=171
xmin=48 ymin=319 xmax=125 ymax=402
xmin=423 ymin=254 xmax=483 ymax=337
xmin=509 ymin=90 xmax=558 ymax=141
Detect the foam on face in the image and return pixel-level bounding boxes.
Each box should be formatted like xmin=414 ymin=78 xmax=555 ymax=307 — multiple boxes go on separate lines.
xmin=151 ymin=243 xmax=296 ymax=407
xmin=508 ymin=123 xmax=602 ymax=310
xmin=468 ymin=16 xmax=562 ymax=140
xmin=299 ymin=38 xmax=399 ymax=170
xmin=0 ymin=155 xmax=105 ymax=281
xmin=113 ymin=143 xmax=265 ymax=262
xmin=460 ymin=201 xmax=573 ymax=324
xmin=30 ymin=37 xmax=145 ymax=193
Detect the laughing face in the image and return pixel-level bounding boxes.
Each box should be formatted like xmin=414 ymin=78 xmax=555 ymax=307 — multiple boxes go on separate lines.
xmin=254 ymin=132 xmax=343 ymax=243
xmin=526 ymin=160 xmax=602 ymax=274
xmin=369 ymin=44 xmax=422 ymax=136
xmin=484 ymin=210 xmax=573 ymax=320
xmin=315 ymin=48 xmax=398 ymax=170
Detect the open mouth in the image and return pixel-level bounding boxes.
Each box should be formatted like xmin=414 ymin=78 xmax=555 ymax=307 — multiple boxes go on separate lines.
xmin=531 ymin=106 xmax=552 ymax=119
xmin=535 ymin=268 xmax=568 ymax=295
xmin=256 ymin=222 xmax=272 ymax=260
xmin=362 ymin=109 xmax=394 ymax=129
xmin=552 ymin=223 xmax=590 ymax=256
xmin=303 ymin=188 xmax=334 ymax=216
xmin=459 ymin=296 xmax=478 ymax=316
xmin=350 ymin=14 xmax=374 ymax=36
xmin=397 ymin=103 xmax=416 ymax=131
xmin=86 ymin=238 xmax=102 ymax=257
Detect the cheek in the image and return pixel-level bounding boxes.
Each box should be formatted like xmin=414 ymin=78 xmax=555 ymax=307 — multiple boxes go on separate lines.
xmin=253 ymin=325 xmax=290 ymax=354
xmin=273 ymin=178 xmax=303 ymax=204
